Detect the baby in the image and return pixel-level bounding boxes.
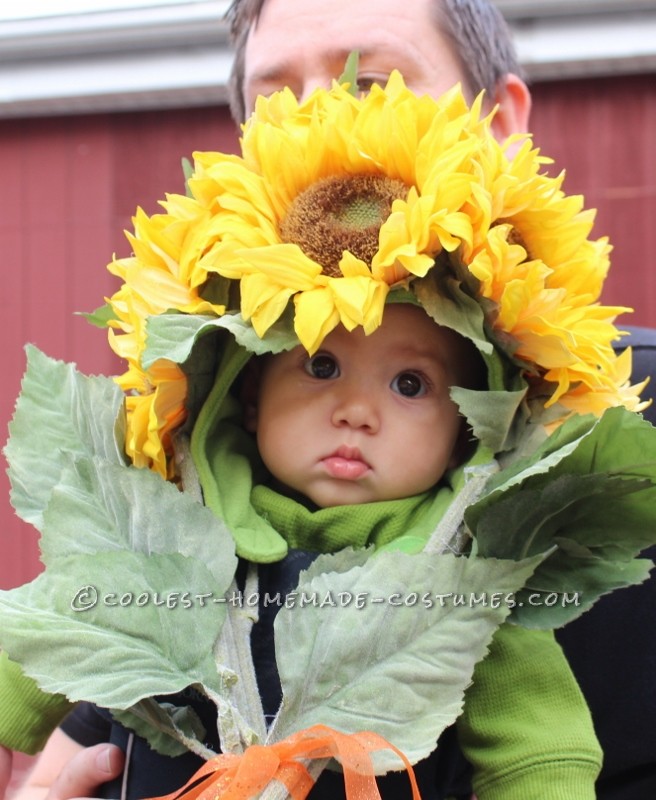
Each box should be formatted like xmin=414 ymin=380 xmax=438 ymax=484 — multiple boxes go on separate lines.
xmin=244 ymin=304 xmax=478 ymax=508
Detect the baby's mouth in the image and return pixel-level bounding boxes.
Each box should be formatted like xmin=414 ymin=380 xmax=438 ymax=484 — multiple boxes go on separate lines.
xmin=320 ymin=446 xmax=371 ymax=480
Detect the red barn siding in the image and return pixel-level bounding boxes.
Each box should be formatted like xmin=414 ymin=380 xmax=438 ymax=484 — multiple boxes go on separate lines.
xmin=530 ymin=73 xmax=656 ymax=326
xmin=0 ymin=105 xmax=238 ymax=589
xmin=1 ymin=73 xmax=655 ymax=590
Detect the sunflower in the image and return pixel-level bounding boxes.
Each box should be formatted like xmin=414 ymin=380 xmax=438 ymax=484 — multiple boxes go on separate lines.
xmin=107 ymin=200 xmax=225 ymax=475
xmin=104 ymin=71 xmax=646 ymax=475
xmin=192 ymin=76 xmax=484 ymax=353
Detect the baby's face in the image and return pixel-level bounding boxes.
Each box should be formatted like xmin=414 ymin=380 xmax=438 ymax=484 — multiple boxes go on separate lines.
xmin=252 ymin=305 xmax=468 ymax=508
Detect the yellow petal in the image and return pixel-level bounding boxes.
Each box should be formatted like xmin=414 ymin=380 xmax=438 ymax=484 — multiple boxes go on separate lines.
xmin=294 ymin=288 xmax=341 ymax=354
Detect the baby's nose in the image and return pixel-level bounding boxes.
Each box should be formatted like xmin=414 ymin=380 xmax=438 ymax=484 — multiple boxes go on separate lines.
xmin=331 ymin=388 xmax=380 ymax=432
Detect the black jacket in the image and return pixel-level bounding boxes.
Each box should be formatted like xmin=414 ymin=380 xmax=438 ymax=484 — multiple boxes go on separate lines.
xmin=556 ymin=325 xmax=656 ymax=799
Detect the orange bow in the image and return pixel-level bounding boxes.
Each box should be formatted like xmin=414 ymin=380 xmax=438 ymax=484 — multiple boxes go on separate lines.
xmin=147 ymin=724 xmax=421 ymax=800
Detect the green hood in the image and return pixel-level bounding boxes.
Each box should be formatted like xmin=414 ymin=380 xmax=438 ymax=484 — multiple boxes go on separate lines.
xmin=190 ymin=333 xmax=486 ymax=563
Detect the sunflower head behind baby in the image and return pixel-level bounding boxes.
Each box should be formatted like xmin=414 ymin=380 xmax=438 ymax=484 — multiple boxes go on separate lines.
xmin=104 ymin=72 xmax=646 ymax=479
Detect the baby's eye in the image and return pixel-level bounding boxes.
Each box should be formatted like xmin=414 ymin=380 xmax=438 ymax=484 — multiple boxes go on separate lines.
xmin=304 ymin=353 xmax=340 ymax=379
xmin=391 ymin=372 xmax=427 ymax=397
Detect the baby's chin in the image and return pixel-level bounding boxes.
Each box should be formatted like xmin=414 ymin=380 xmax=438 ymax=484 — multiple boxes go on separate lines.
xmin=269 ymin=476 xmax=379 ymax=509
xmin=268 ymin=474 xmax=441 ymax=509
xmin=292 ymin=483 xmax=424 ymax=510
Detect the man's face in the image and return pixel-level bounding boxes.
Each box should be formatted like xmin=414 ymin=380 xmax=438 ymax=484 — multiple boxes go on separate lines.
xmin=251 ymin=305 xmax=467 ymax=509
xmin=243 ymin=0 xmax=466 ymax=114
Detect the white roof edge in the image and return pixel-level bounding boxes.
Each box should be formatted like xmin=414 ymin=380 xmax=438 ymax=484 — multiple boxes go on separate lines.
xmin=496 ymin=0 xmax=656 ymax=18
xmin=511 ymin=10 xmax=656 ymax=83
xmin=1 ymin=1 xmax=655 ymax=119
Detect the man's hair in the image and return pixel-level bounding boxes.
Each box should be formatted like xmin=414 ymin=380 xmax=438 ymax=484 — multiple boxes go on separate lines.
xmin=225 ymin=0 xmax=522 ymax=123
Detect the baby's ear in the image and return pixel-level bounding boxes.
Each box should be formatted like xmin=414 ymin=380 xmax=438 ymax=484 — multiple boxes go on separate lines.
xmin=239 ymin=357 xmax=261 ymax=433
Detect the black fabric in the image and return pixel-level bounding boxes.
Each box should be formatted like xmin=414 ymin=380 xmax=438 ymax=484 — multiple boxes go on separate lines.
xmin=61 ymin=550 xmax=472 ymax=800
xmin=555 ymin=325 xmax=656 ymax=799
xmin=621 ymin=326 xmax=656 ymax=426
xmin=60 ymin=702 xmax=111 ymax=747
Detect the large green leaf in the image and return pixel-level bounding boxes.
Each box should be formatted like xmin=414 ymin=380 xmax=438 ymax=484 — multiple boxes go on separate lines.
xmin=510 ymin=552 xmax=652 ymax=628
xmin=272 ymin=548 xmax=540 ymax=770
xmin=0 ymin=551 xmax=227 ymax=708
xmin=38 ymin=455 xmax=237 ymax=588
xmin=4 ymin=347 xmax=125 ymax=528
xmin=1 ymin=345 xmax=240 ymax=750
xmin=475 ymin=406 xmax=656 ymax=498
xmin=466 ymin=407 xmax=656 ymax=627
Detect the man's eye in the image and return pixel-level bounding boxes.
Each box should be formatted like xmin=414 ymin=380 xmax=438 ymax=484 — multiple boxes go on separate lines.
xmin=392 ymin=372 xmax=426 ymax=397
xmin=356 ymin=75 xmax=387 ymax=94
xmin=304 ymin=354 xmax=340 ymax=379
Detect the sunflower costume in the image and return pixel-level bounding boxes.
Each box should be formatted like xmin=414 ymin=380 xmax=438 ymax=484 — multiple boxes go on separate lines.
xmin=1 ymin=74 xmax=656 ymax=800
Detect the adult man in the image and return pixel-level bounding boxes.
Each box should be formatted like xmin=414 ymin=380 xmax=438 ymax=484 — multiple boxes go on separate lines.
xmin=3 ymin=1 xmax=655 ymax=798
xmin=225 ymin=12 xmax=656 ymax=798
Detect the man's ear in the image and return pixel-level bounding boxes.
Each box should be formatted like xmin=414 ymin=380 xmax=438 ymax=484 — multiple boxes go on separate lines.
xmin=240 ymin=357 xmax=262 ymax=433
xmin=489 ymin=73 xmax=532 ymax=146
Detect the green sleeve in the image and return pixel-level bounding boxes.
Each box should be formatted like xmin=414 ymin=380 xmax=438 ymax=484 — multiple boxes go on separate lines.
xmin=0 ymin=651 xmax=74 ymax=754
xmin=456 ymin=623 xmax=602 ymax=800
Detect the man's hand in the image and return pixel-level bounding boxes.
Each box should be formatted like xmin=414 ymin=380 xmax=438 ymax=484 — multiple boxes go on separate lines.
xmin=10 ymin=733 xmax=124 ymax=800
xmin=44 ymin=744 xmax=124 ymax=800
xmin=0 ymin=745 xmax=12 ymax=798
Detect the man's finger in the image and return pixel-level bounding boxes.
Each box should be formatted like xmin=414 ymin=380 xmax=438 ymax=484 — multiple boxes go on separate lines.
xmin=46 ymin=745 xmax=124 ymax=800
xmin=0 ymin=745 xmax=13 ymax=798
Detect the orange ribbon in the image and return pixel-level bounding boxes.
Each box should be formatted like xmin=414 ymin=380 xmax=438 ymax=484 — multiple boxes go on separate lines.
xmin=147 ymin=724 xmax=421 ymax=800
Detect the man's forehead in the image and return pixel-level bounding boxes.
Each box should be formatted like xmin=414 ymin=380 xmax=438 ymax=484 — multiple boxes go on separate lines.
xmin=243 ymin=0 xmax=466 ymax=103
xmin=246 ymin=0 xmax=441 ymax=56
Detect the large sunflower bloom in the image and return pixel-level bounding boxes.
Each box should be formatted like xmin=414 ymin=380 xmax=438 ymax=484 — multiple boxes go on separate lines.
xmin=103 ymin=71 xmax=645 ymax=475
xmin=194 ymin=75 xmax=484 ymax=352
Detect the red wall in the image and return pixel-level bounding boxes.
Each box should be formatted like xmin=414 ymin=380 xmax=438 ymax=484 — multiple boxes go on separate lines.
xmin=1 ymin=73 xmax=655 ymax=589
xmin=0 ymin=105 xmax=238 ymax=589
xmin=530 ymin=73 xmax=656 ymax=324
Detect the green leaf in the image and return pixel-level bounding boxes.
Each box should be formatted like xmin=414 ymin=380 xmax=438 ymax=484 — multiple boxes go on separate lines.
xmin=451 ymin=387 xmax=527 ymax=453
xmin=4 ymin=347 xmax=126 ymax=528
xmin=181 ymin=157 xmax=194 ymax=197
xmin=78 ymin=303 xmax=118 ymax=329
xmin=112 ymin=699 xmax=210 ymax=758
xmin=510 ymin=554 xmax=653 ymax=628
xmin=143 ymin=313 xmax=217 ymax=368
xmin=144 ymin=312 xmax=298 ymax=369
xmin=272 ymin=549 xmax=540 ymax=769
xmin=38 ymin=456 xmax=237 ymax=588
xmin=1 ymin=347 xmax=240 ymax=753
xmin=0 ymin=551 xmax=227 ymax=708
xmin=466 ymin=407 xmax=656 ymax=627
xmin=198 ymin=273 xmax=234 ymax=309
xmin=338 ymin=51 xmax=360 ymax=95
xmin=413 ymin=272 xmax=491 ymax=357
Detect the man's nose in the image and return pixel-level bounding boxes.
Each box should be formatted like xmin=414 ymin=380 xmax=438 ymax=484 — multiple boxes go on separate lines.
xmin=330 ymin=385 xmax=380 ymax=432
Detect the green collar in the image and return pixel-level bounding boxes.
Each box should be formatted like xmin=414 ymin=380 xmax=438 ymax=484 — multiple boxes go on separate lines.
xmin=252 ymin=484 xmax=439 ymax=555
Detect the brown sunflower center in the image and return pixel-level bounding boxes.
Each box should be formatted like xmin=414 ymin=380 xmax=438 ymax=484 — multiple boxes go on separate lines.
xmin=279 ymin=174 xmax=408 ymax=277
